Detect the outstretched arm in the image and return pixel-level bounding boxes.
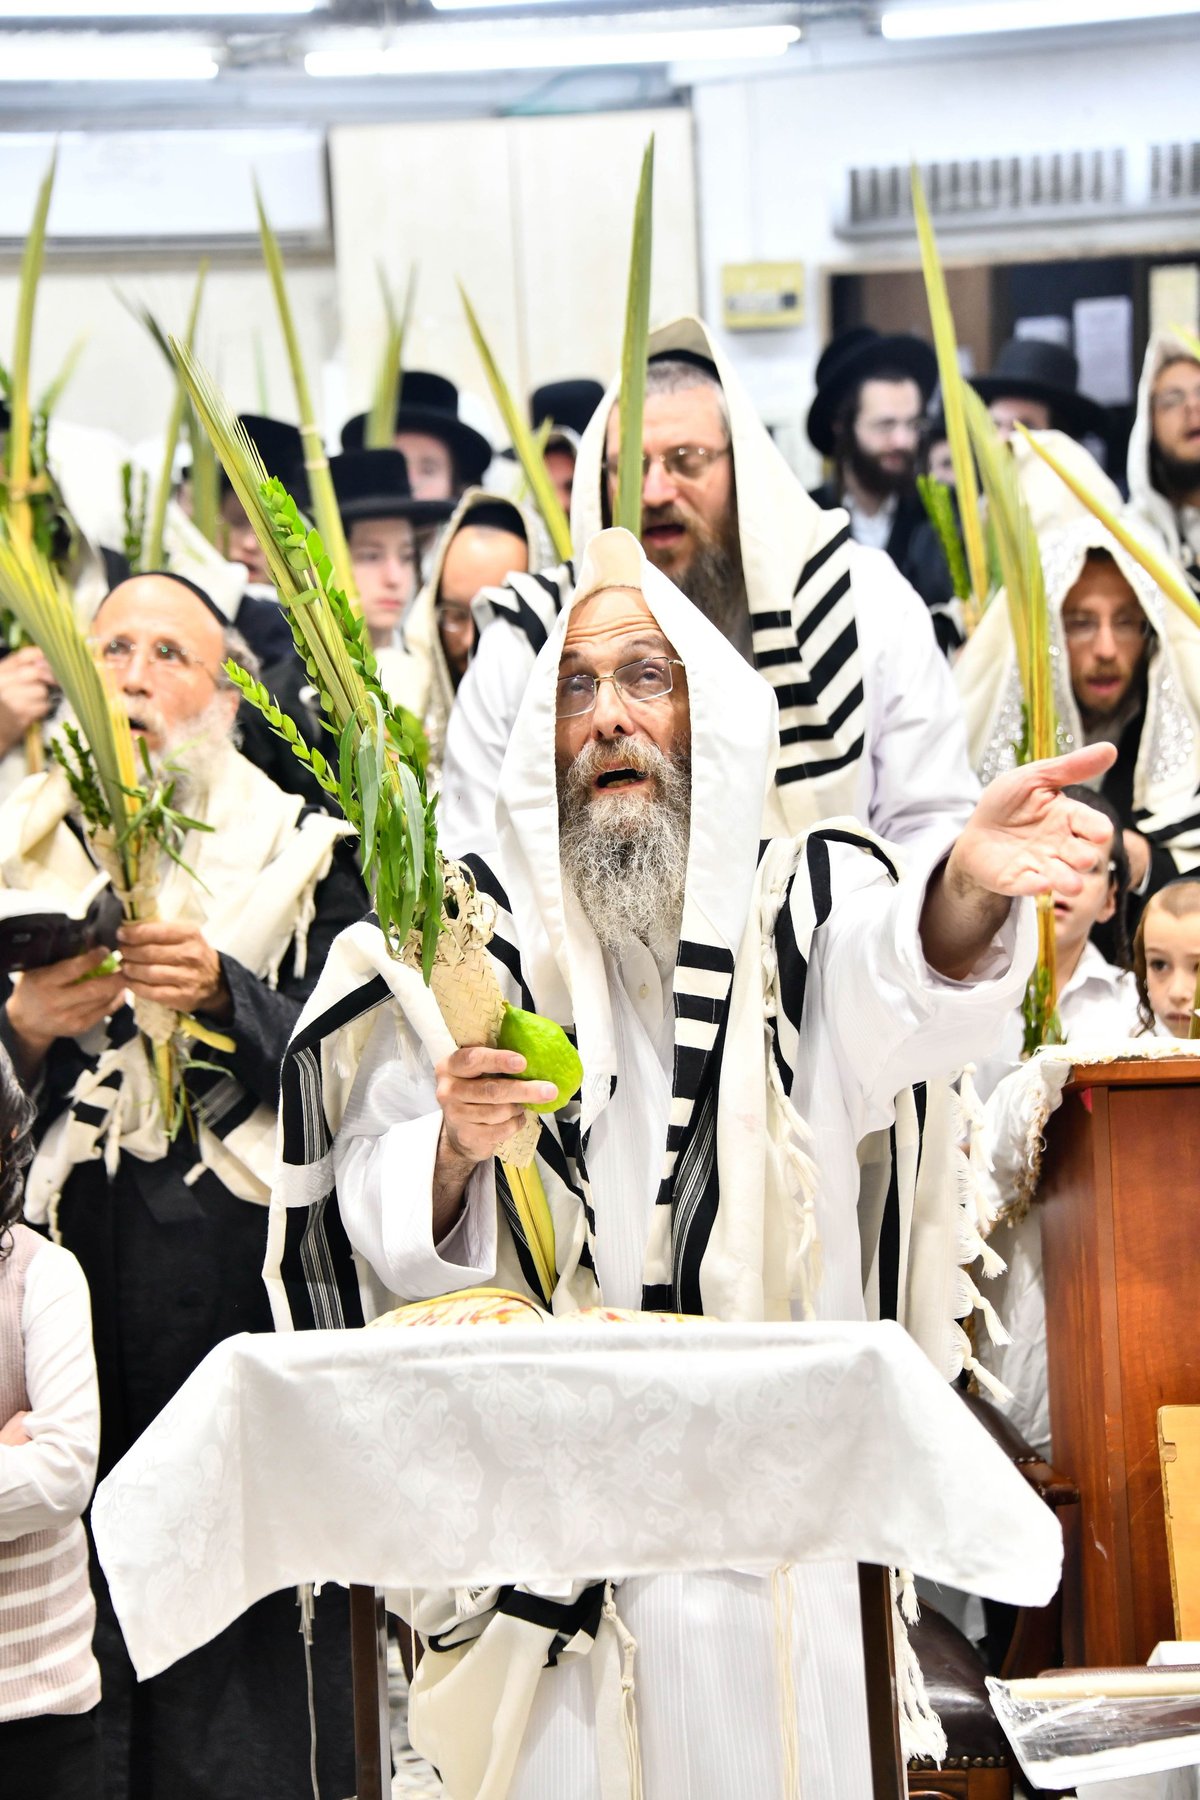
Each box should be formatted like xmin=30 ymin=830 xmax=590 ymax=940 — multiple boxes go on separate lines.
xmin=920 ymin=742 xmax=1118 ymax=980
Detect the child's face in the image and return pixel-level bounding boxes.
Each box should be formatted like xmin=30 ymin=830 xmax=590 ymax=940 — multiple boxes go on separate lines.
xmin=1052 ymin=839 xmax=1116 ymax=956
xmin=1144 ymin=907 xmax=1200 ymax=1038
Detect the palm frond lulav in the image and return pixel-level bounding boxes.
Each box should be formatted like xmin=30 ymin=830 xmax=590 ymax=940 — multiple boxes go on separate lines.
xmin=254 ymin=185 xmax=360 ymax=606
xmin=911 ymin=163 xmax=990 ymax=632
xmin=171 ymin=339 xmax=442 ymax=973
xmin=459 ymin=285 xmax=573 ymax=564
xmin=614 ymin=136 xmax=655 ymax=539
xmin=962 ymin=387 xmax=1062 ymax=1051
xmin=365 ymin=263 xmax=416 ymax=451
xmin=145 ymin=260 xmax=209 ymax=570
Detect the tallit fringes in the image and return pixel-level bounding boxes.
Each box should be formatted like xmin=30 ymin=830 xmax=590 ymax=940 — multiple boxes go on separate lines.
xmin=601 ymin=1583 xmax=644 ymax=1800
xmin=951 ymin=1321 xmax=1015 ymax=1404
xmin=771 ymin=1565 xmax=803 ymax=1800
xmin=891 ymin=1569 xmax=948 ymax=1767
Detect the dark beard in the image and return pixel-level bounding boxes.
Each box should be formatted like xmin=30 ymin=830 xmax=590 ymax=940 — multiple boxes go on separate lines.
xmin=1153 ymin=442 xmax=1200 ymax=505
xmin=843 ymin=434 xmax=916 ymax=502
xmin=676 ymin=536 xmax=749 ymax=640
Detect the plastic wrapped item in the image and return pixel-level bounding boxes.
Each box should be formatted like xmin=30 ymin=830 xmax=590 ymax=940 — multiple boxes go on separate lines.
xmin=988 ymin=1673 xmax=1200 ymax=1791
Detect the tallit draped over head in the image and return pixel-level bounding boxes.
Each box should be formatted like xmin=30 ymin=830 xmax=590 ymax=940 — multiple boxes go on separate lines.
xmin=378 ymin=486 xmax=547 ymax=773
xmin=272 ymin=524 xmax=911 ymax=1337
xmin=483 ymin=316 xmax=866 ymax=833
xmin=956 ymin=515 xmax=1200 ymax=870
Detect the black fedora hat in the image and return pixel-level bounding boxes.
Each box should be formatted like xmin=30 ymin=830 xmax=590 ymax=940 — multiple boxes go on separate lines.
xmin=340 ymin=371 xmax=492 ymax=486
xmin=972 ymin=338 xmax=1109 ymax=441
xmin=317 ymin=449 xmax=453 ymax=530
xmin=221 ymin=415 xmax=305 ymax=495
xmin=531 ymin=379 xmax=606 ymax=441
xmin=806 ymin=327 xmax=937 ymax=457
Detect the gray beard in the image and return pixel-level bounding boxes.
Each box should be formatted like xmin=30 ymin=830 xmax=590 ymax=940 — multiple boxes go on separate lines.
xmin=129 ymin=697 xmax=237 ymax=808
xmin=558 ymin=742 xmax=691 ymax=955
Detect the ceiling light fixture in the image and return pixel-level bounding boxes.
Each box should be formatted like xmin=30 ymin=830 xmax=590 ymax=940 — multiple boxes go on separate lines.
xmin=0 ymin=1 xmax=313 ymax=16
xmin=430 ymin=0 xmax=623 ymax=9
xmin=880 ymin=0 xmax=1200 ymax=39
xmin=0 ymin=40 xmax=220 ymax=77
xmin=305 ymin=23 xmax=800 ymax=76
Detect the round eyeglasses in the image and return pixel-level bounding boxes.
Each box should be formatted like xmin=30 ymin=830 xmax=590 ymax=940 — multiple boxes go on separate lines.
xmin=94 ymin=636 xmax=222 ymax=682
xmin=600 ymin=445 xmax=729 ymax=485
xmin=556 ymin=656 xmax=684 ymax=719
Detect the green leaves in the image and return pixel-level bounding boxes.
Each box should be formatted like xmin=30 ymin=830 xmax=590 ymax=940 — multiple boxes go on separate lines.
xmin=614 ymin=137 xmax=655 ymax=539
xmin=459 ymin=284 xmax=573 ymax=564
xmin=911 ymin=163 xmax=989 ymax=631
xmin=7 ymin=148 xmax=56 ymax=557
xmin=916 ymin=474 xmax=969 ymax=605
xmin=366 ymin=263 xmax=416 ymax=451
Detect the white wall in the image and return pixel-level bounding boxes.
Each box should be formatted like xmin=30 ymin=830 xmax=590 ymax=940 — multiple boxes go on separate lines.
xmin=0 ymin=259 xmax=339 ymax=459
xmin=692 ymin=31 xmax=1200 ymax=482
xmin=329 ymin=107 xmax=699 ymax=444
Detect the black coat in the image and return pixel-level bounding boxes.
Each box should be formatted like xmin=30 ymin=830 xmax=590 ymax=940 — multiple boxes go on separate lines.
xmin=6 ymin=836 xmax=365 ymax=1800
xmin=809 ymin=481 xmax=959 ymax=655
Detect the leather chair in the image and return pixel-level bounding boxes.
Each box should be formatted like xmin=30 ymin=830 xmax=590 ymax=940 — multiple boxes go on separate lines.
xmin=905 ymin=1390 xmax=1080 ymax=1800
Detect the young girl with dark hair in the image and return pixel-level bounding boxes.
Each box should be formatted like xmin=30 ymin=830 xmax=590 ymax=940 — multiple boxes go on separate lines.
xmin=1132 ymin=879 xmax=1200 ymax=1037
xmin=0 ymin=1043 xmax=102 ymax=1798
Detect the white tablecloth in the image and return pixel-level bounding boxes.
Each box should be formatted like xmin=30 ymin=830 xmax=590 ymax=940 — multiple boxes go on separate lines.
xmin=92 ymin=1317 xmax=1062 ymax=1679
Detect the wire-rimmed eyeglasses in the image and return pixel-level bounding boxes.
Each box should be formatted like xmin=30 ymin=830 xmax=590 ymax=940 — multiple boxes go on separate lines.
xmin=556 ymin=656 xmax=685 ymax=719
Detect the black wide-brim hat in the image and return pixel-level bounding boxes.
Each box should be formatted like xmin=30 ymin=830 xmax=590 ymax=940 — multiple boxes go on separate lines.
xmin=972 ymin=337 xmax=1109 ymax=441
xmin=299 ymin=450 xmax=453 ymax=530
xmin=340 ymin=370 xmax=492 ymax=486
xmin=806 ymin=327 xmax=938 ymax=457
xmin=220 ymin=414 xmax=305 ymax=496
xmin=531 ymin=378 xmax=606 ymax=440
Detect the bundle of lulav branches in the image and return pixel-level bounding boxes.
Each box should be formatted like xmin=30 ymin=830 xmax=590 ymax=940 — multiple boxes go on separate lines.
xmin=172 ymin=345 xmax=575 ymax=1304
xmin=0 ymin=531 xmax=234 ymax=1134
xmin=912 ymin=168 xmax=1064 ymax=1051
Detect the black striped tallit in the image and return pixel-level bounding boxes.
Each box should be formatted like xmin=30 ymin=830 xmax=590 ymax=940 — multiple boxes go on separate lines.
xmin=274 ymin=829 xmax=918 ymax=1335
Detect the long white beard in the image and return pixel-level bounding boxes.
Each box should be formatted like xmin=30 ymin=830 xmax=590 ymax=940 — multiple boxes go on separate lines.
xmin=125 ymin=696 xmax=237 ymax=808
xmin=558 ymin=738 xmax=691 ymax=955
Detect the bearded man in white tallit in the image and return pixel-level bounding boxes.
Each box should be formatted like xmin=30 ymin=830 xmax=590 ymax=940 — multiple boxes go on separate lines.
xmin=268 ymin=528 xmax=1115 ymax=1800
xmin=957 ymin=515 xmax=1200 ymax=911
xmin=0 ymin=572 xmax=364 ymax=1800
xmin=438 ymin=315 xmax=979 ymax=860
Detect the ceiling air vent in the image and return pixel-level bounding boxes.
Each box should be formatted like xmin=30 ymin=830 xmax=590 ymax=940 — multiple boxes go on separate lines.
xmin=1149 ymin=142 xmax=1200 ymax=206
xmin=839 ymin=148 xmax=1126 ymax=238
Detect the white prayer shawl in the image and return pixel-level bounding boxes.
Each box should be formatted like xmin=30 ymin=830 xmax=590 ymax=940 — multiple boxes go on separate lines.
xmin=0 ymin=745 xmax=349 ymax=1218
xmin=1124 ymin=329 xmax=1200 ymax=719
xmin=956 ymin=515 xmax=1200 ymax=872
xmin=439 ymin=315 xmax=977 ymax=861
xmin=267 ymin=531 xmax=1034 ymax=1797
xmin=377 ymin=487 xmax=545 ymax=778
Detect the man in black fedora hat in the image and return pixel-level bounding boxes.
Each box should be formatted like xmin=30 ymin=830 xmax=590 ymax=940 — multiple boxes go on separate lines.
xmin=340 ymin=371 xmax=493 ymax=502
xmin=974 ymin=337 xmax=1109 ymax=448
xmin=530 ymin=378 xmax=605 ymax=513
xmin=807 ymin=327 xmax=954 ymax=619
xmin=212 ymin=413 xmax=310 ymax=666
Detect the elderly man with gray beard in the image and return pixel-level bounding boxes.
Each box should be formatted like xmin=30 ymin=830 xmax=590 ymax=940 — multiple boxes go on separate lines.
xmin=271 ymin=528 xmax=1115 ymax=1800
xmin=0 ymin=572 xmax=364 ymax=1800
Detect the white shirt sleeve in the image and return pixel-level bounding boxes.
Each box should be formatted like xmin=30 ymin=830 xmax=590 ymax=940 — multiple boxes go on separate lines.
xmin=0 ymin=1242 xmax=99 ymax=1542
xmin=850 ymin=547 xmax=981 ymax=855
xmin=439 ymin=624 xmax=536 ymax=860
xmin=332 ymin=1010 xmax=498 ymax=1301
xmin=807 ymin=841 xmax=1036 ymax=1131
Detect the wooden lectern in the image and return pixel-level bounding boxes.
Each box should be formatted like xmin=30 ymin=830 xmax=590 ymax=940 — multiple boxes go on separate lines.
xmin=1039 ymin=1056 xmax=1200 ymax=1667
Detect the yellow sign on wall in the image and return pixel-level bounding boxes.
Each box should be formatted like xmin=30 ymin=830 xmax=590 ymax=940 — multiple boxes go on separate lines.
xmin=721 ymin=261 xmax=805 ymax=332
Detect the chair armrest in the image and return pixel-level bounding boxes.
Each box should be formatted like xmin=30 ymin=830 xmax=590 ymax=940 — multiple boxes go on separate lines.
xmin=961 ymin=1389 xmax=1079 ymax=1508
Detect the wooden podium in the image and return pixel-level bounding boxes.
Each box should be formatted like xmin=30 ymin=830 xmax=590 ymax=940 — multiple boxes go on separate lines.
xmin=1039 ymin=1056 xmax=1200 ymax=1667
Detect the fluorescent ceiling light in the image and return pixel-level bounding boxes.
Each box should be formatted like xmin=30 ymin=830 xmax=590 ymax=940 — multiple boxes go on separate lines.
xmin=430 ymin=0 xmax=622 ymax=9
xmin=881 ymin=0 xmax=1200 ymax=39
xmin=0 ymin=40 xmax=219 ymax=77
xmin=0 ymin=1 xmax=311 ymax=13
xmin=306 ymin=23 xmax=800 ymax=76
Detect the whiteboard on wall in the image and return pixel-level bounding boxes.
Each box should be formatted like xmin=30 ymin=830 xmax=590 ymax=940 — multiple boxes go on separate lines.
xmin=0 ymin=129 xmax=329 ymax=244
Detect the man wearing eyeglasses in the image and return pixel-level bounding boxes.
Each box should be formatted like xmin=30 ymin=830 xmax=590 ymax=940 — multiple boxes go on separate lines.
xmin=1128 ymin=330 xmax=1200 ymax=607
xmin=958 ymin=520 xmax=1200 ymax=932
xmin=0 ymin=571 xmax=363 ymax=1800
xmin=439 ymin=315 xmax=978 ymax=862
